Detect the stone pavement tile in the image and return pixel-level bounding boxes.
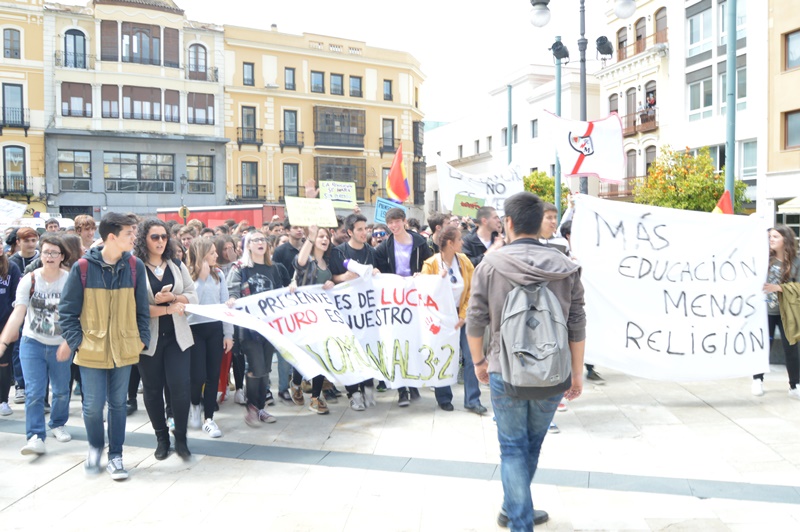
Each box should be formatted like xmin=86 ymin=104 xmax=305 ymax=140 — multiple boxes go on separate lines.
xmin=707 ymin=498 xmax=800 ymax=529
xmin=771 ymin=443 xmax=800 ymax=467
xmin=318 ymin=450 xmax=409 ymax=472
xmin=227 ymin=460 xmax=309 ymax=494
xmin=531 ymin=468 xmax=589 ymax=488
xmin=402 ymin=456 xmax=497 ymax=480
xmin=688 ymin=479 xmax=800 ymax=504
xmin=237 ymin=443 xmax=327 ymax=464
xmin=734 ymin=416 xmax=800 ymax=445
xmin=645 ymin=518 xmax=729 ymax=531
xmin=589 ymin=472 xmax=692 ymax=497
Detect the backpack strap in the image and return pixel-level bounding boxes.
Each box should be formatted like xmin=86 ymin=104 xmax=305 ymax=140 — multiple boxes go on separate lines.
xmin=28 ymin=271 xmax=35 ymax=298
xmin=78 ymin=258 xmax=89 ymax=288
xmin=129 ymin=255 xmax=137 ymax=289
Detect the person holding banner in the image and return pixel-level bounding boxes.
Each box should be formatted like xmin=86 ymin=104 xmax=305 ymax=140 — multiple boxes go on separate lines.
xmin=227 ymin=232 xmax=287 ymax=426
xmin=422 ymin=225 xmax=485 ymax=414
xmin=288 ymin=225 xmax=336 ymax=414
xmin=757 ymin=225 xmax=800 ymax=398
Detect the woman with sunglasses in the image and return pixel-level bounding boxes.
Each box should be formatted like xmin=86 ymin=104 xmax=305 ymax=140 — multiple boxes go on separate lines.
xmin=134 ymin=219 xmax=197 ymax=461
xmin=227 ymin=232 xmax=288 ymax=427
xmin=421 ymin=225 xmax=486 ymax=414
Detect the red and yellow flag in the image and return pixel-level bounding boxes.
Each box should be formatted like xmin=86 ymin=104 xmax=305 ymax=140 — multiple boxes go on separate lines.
xmin=712 ymin=190 xmax=733 ymax=214
xmin=386 ymin=144 xmax=410 ymax=203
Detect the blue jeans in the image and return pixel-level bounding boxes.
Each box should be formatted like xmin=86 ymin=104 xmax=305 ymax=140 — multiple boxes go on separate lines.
xmin=277 ymin=352 xmax=292 ymax=393
xmin=80 ymin=365 xmax=132 ymax=459
xmin=19 ymin=337 xmax=71 ymax=440
xmin=434 ymin=328 xmax=483 ymax=407
xmin=12 ymin=334 xmax=24 ymax=389
xmin=490 ymin=372 xmax=561 ymax=532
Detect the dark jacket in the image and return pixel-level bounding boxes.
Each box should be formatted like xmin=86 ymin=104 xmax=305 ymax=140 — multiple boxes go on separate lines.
xmin=58 ymin=247 xmax=151 ymax=369
xmin=462 ymin=227 xmax=499 ymax=267
xmin=374 ymin=231 xmax=432 ymax=275
xmin=0 ymin=261 xmax=21 ymax=325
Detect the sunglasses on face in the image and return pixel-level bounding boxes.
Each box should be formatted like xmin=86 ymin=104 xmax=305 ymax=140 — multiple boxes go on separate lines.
xmin=373 ymin=231 xmax=387 ymax=238
xmin=149 ymin=234 xmax=169 ymax=241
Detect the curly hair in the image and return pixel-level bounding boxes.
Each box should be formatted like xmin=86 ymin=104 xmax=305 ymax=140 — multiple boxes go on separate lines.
xmin=770 ymin=225 xmax=798 ymax=284
xmin=134 ymin=218 xmax=174 ymax=263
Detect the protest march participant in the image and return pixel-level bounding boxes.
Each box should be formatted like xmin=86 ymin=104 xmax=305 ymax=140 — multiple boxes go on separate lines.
xmin=187 ymin=238 xmax=233 ymax=438
xmin=370 ymin=224 xmax=389 ymax=248
xmin=461 ymin=206 xmax=504 ymax=267
xmin=58 ymin=212 xmax=150 ymax=480
xmin=421 ymin=225 xmax=485 ymax=414
xmin=289 ymin=225 xmax=336 ymax=414
xmin=467 ymin=191 xmax=586 ymax=530
xmin=756 ymin=225 xmax=800 ymax=398
xmin=376 ymin=207 xmax=433 ymax=407
xmin=134 ymin=219 xmax=197 ymax=461
xmin=272 ymin=220 xmax=305 ymax=276
xmin=227 ymin=232 xmax=287 ymax=426
xmin=8 ymin=227 xmax=40 ymax=404
xmin=330 ymin=215 xmax=349 ymax=247
xmin=74 ymin=215 xmax=97 ymax=253
xmin=1 ymin=235 xmax=71 ymax=455
xmin=329 ymin=212 xmax=380 ymax=410
xmin=426 ymin=213 xmax=447 ymax=255
xmin=0 ymin=251 xmax=21 ymax=416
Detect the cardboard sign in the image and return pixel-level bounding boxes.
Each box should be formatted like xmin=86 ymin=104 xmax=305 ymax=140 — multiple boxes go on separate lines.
xmin=319 ymin=181 xmax=357 ymax=209
xmin=284 ymin=197 xmax=338 ymax=227
xmin=374 ymin=197 xmax=406 ymax=225
xmin=452 ymin=194 xmax=485 ymax=217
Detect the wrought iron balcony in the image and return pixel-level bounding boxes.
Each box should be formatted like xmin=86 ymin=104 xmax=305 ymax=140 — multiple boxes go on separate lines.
xmin=236 ymin=184 xmax=266 ymax=201
xmin=599 ymin=176 xmax=646 ymax=199
xmin=617 ymin=29 xmax=668 ymax=62
xmin=54 ymin=51 xmax=95 ymax=69
xmin=279 ymin=130 xmax=305 ymax=152
xmin=278 ymin=185 xmax=307 ymax=203
xmin=380 ymin=137 xmax=399 ymax=157
xmin=314 ymin=131 xmax=364 ymax=148
xmin=237 ymin=128 xmax=263 ymax=150
xmin=1 ymin=108 xmax=30 ymax=136
xmin=1 ymin=175 xmax=32 ymax=195
xmin=621 ymin=108 xmax=659 ymax=137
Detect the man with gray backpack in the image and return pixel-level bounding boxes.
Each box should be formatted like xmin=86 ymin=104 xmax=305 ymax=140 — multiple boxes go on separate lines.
xmin=466 ymin=191 xmax=586 ymax=531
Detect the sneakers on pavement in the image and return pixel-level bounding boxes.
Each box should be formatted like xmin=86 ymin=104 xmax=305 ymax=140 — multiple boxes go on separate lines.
xmin=85 ymin=446 xmax=102 ymax=475
xmin=557 ymin=400 xmax=569 ymax=412
xmin=363 ymin=386 xmax=376 ymax=407
xmin=203 ymin=418 xmax=223 ymax=438
xmin=0 ymin=402 xmax=12 ymax=416
xmin=51 ymin=426 xmax=72 ymax=442
xmin=278 ymin=389 xmax=292 ymax=403
xmin=751 ymin=379 xmax=765 ymax=396
xmin=258 ymin=408 xmax=277 ymax=423
xmin=290 ymin=384 xmax=304 ymax=406
xmin=586 ymin=369 xmax=606 ymax=384
xmin=13 ymin=388 xmax=25 ymax=404
xmin=789 ymin=387 xmax=800 ymax=400
xmin=497 ymin=508 xmax=549 ymax=528
xmin=126 ymin=399 xmax=137 ymax=416
xmin=548 ymin=422 xmax=560 ymax=434
xmin=188 ymin=404 xmax=203 ymax=429
xmin=20 ymin=435 xmax=46 ymax=455
xmin=349 ymin=391 xmax=366 ymax=411
xmin=106 ymin=457 xmax=128 ymax=481
xmin=265 ymin=390 xmax=275 ymax=406
xmin=309 ymin=397 xmax=329 ymax=414
xmin=376 ymin=381 xmax=387 ymax=392
xmin=409 ymin=387 xmax=421 ymax=401
xmin=245 ymin=405 xmax=260 ymax=427
xmin=323 ymin=389 xmax=339 ymax=404
xmin=465 ymin=404 xmax=488 ymax=415
xmin=397 ymin=389 xmax=410 ymax=407
xmin=233 ymin=388 xmax=246 ymax=405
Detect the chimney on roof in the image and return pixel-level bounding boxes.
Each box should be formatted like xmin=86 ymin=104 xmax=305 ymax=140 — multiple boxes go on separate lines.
xmin=271 ymin=24 xmax=277 ymax=32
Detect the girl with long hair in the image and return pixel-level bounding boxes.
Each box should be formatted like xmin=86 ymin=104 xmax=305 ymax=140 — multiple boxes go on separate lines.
xmin=756 ymin=225 xmax=800 ymax=398
xmin=0 ymin=251 xmax=22 ymax=415
xmin=134 ymin=219 xmax=197 ymax=460
xmin=186 ymin=239 xmax=233 ymax=438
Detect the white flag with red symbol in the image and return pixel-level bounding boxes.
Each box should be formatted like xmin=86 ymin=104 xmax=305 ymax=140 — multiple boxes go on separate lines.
xmin=548 ymin=112 xmax=625 ymax=183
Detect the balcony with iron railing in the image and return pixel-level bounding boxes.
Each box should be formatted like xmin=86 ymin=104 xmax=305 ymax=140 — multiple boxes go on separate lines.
xmin=380 ymin=137 xmax=399 ymax=157
xmin=236 ymin=183 xmax=266 ymax=201
xmin=187 ymin=66 xmax=219 ymax=82
xmin=314 ymin=131 xmax=364 ymax=149
xmin=279 ymin=130 xmax=305 ymax=152
xmin=617 ymin=29 xmax=668 ymax=62
xmin=621 ymin=107 xmax=659 ymax=137
xmin=188 ymin=116 xmax=215 ymax=126
xmin=1 ymin=175 xmax=33 ymax=195
xmin=599 ymin=176 xmax=646 ymax=199
xmin=278 ymin=185 xmax=307 ymax=203
xmin=54 ymin=51 xmax=96 ymax=69
xmin=237 ymin=128 xmax=263 ymax=150
xmin=1 ymin=108 xmax=30 ymax=135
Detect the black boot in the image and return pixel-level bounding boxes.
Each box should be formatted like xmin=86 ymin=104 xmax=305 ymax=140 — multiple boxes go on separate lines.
xmin=174 ymin=432 xmax=191 ymax=460
xmin=154 ymin=429 xmax=170 ymax=461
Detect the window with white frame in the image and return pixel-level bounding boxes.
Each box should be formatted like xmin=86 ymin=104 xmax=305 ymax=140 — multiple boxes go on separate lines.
xmin=719 ymin=66 xmax=746 ymax=115
xmin=719 ymin=0 xmax=747 ymax=46
xmin=531 ymin=119 xmax=538 ymax=138
xmin=688 ymin=9 xmax=712 ymax=57
xmin=689 ymin=78 xmax=713 ymax=121
xmin=741 ymin=141 xmax=756 ymax=178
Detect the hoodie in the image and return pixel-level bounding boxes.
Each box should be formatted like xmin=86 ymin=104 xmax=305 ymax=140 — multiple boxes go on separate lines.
xmin=461 ymin=227 xmax=499 ymax=267
xmin=374 ymin=231 xmax=432 ymax=275
xmin=466 ymin=238 xmax=586 ymax=376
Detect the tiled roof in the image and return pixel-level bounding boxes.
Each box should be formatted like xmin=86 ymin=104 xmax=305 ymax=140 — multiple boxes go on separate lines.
xmin=93 ymin=0 xmax=184 ymax=15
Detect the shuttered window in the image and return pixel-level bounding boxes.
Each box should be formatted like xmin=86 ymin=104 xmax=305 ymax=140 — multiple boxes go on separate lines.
xmin=122 ymin=86 xmax=161 ymax=121
xmin=100 ymin=20 xmax=118 ymax=61
xmin=164 ymin=89 xmax=179 ymax=122
xmin=187 ymin=93 xmax=214 ymax=125
xmin=101 ymin=85 xmax=119 ymax=118
xmin=163 ymin=28 xmax=179 ymax=68
xmin=61 ymin=82 xmax=92 ymax=117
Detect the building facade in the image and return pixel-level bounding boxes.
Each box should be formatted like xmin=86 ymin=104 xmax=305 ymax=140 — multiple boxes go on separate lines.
xmin=1 ymin=0 xmax=45 ymax=215
xmin=43 ymin=0 xmax=228 ymax=218
xmin=222 ymin=25 xmax=426 ymax=212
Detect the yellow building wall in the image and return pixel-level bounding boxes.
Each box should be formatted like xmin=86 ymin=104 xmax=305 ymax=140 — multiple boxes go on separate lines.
xmin=768 ymin=0 xmax=800 ymax=172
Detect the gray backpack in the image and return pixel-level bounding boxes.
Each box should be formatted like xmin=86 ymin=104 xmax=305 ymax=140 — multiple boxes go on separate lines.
xmin=494 ymin=277 xmax=572 ymax=399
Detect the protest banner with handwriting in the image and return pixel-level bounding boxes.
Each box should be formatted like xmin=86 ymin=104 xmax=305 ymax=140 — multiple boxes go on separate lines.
xmin=186 ymin=273 xmax=460 ymax=388
xmin=571 ymin=195 xmax=769 ymax=381
xmin=284 ymin=197 xmax=338 ymax=227
xmin=374 ymin=197 xmax=406 ymax=225
xmin=319 ymin=181 xmax=357 ymax=209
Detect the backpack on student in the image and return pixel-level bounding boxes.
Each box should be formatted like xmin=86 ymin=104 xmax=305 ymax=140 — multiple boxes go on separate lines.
xmin=485 ymin=254 xmax=572 ymax=399
xmin=77 ymin=255 xmax=138 ymax=288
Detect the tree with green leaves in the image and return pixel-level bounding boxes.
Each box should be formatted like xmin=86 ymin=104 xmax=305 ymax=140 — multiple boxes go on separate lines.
xmin=523 ymin=170 xmax=571 ymax=213
xmin=634 ymin=146 xmax=748 ymax=212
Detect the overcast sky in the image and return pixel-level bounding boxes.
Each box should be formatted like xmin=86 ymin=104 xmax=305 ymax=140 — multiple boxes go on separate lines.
xmin=64 ymin=0 xmax=609 ymax=122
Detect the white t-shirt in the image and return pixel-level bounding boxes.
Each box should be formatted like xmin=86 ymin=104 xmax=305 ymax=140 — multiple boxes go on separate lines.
xmin=16 ymin=269 xmax=69 ymax=345
xmin=443 ymin=255 xmax=465 ymax=307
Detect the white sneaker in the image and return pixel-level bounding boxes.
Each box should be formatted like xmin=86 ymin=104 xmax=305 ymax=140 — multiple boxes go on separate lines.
xmin=0 ymin=402 xmax=12 ymax=416
xmin=85 ymin=446 xmax=102 ymax=475
xmin=13 ymin=388 xmax=25 ymax=404
xmin=51 ymin=426 xmax=72 ymax=442
xmin=203 ymin=418 xmax=223 ymax=438
xmin=751 ymin=380 xmax=764 ymax=396
xmin=548 ymin=422 xmax=560 ymax=434
xmin=106 ymin=456 xmax=128 ymax=481
xmin=233 ymin=388 xmax=246 ymax=405
xmin=789 ymin=388 xmax=800 ymax=400
xmin=21 ymin=435 xmax=46 ymax=455
xmin=349 ymin=391 xmax=366 ymax=411
xmin=363 ymin=386 xmax=376 ymax=407
xmin=188 ymin=404 xmax=202 ymax=429
xmin=557 ymin=400 xmax=568 ymax=412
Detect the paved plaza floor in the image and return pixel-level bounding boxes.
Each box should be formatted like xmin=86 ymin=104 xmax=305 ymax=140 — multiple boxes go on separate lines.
xmin=1 ymin=365 xmax=799 ymax=531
